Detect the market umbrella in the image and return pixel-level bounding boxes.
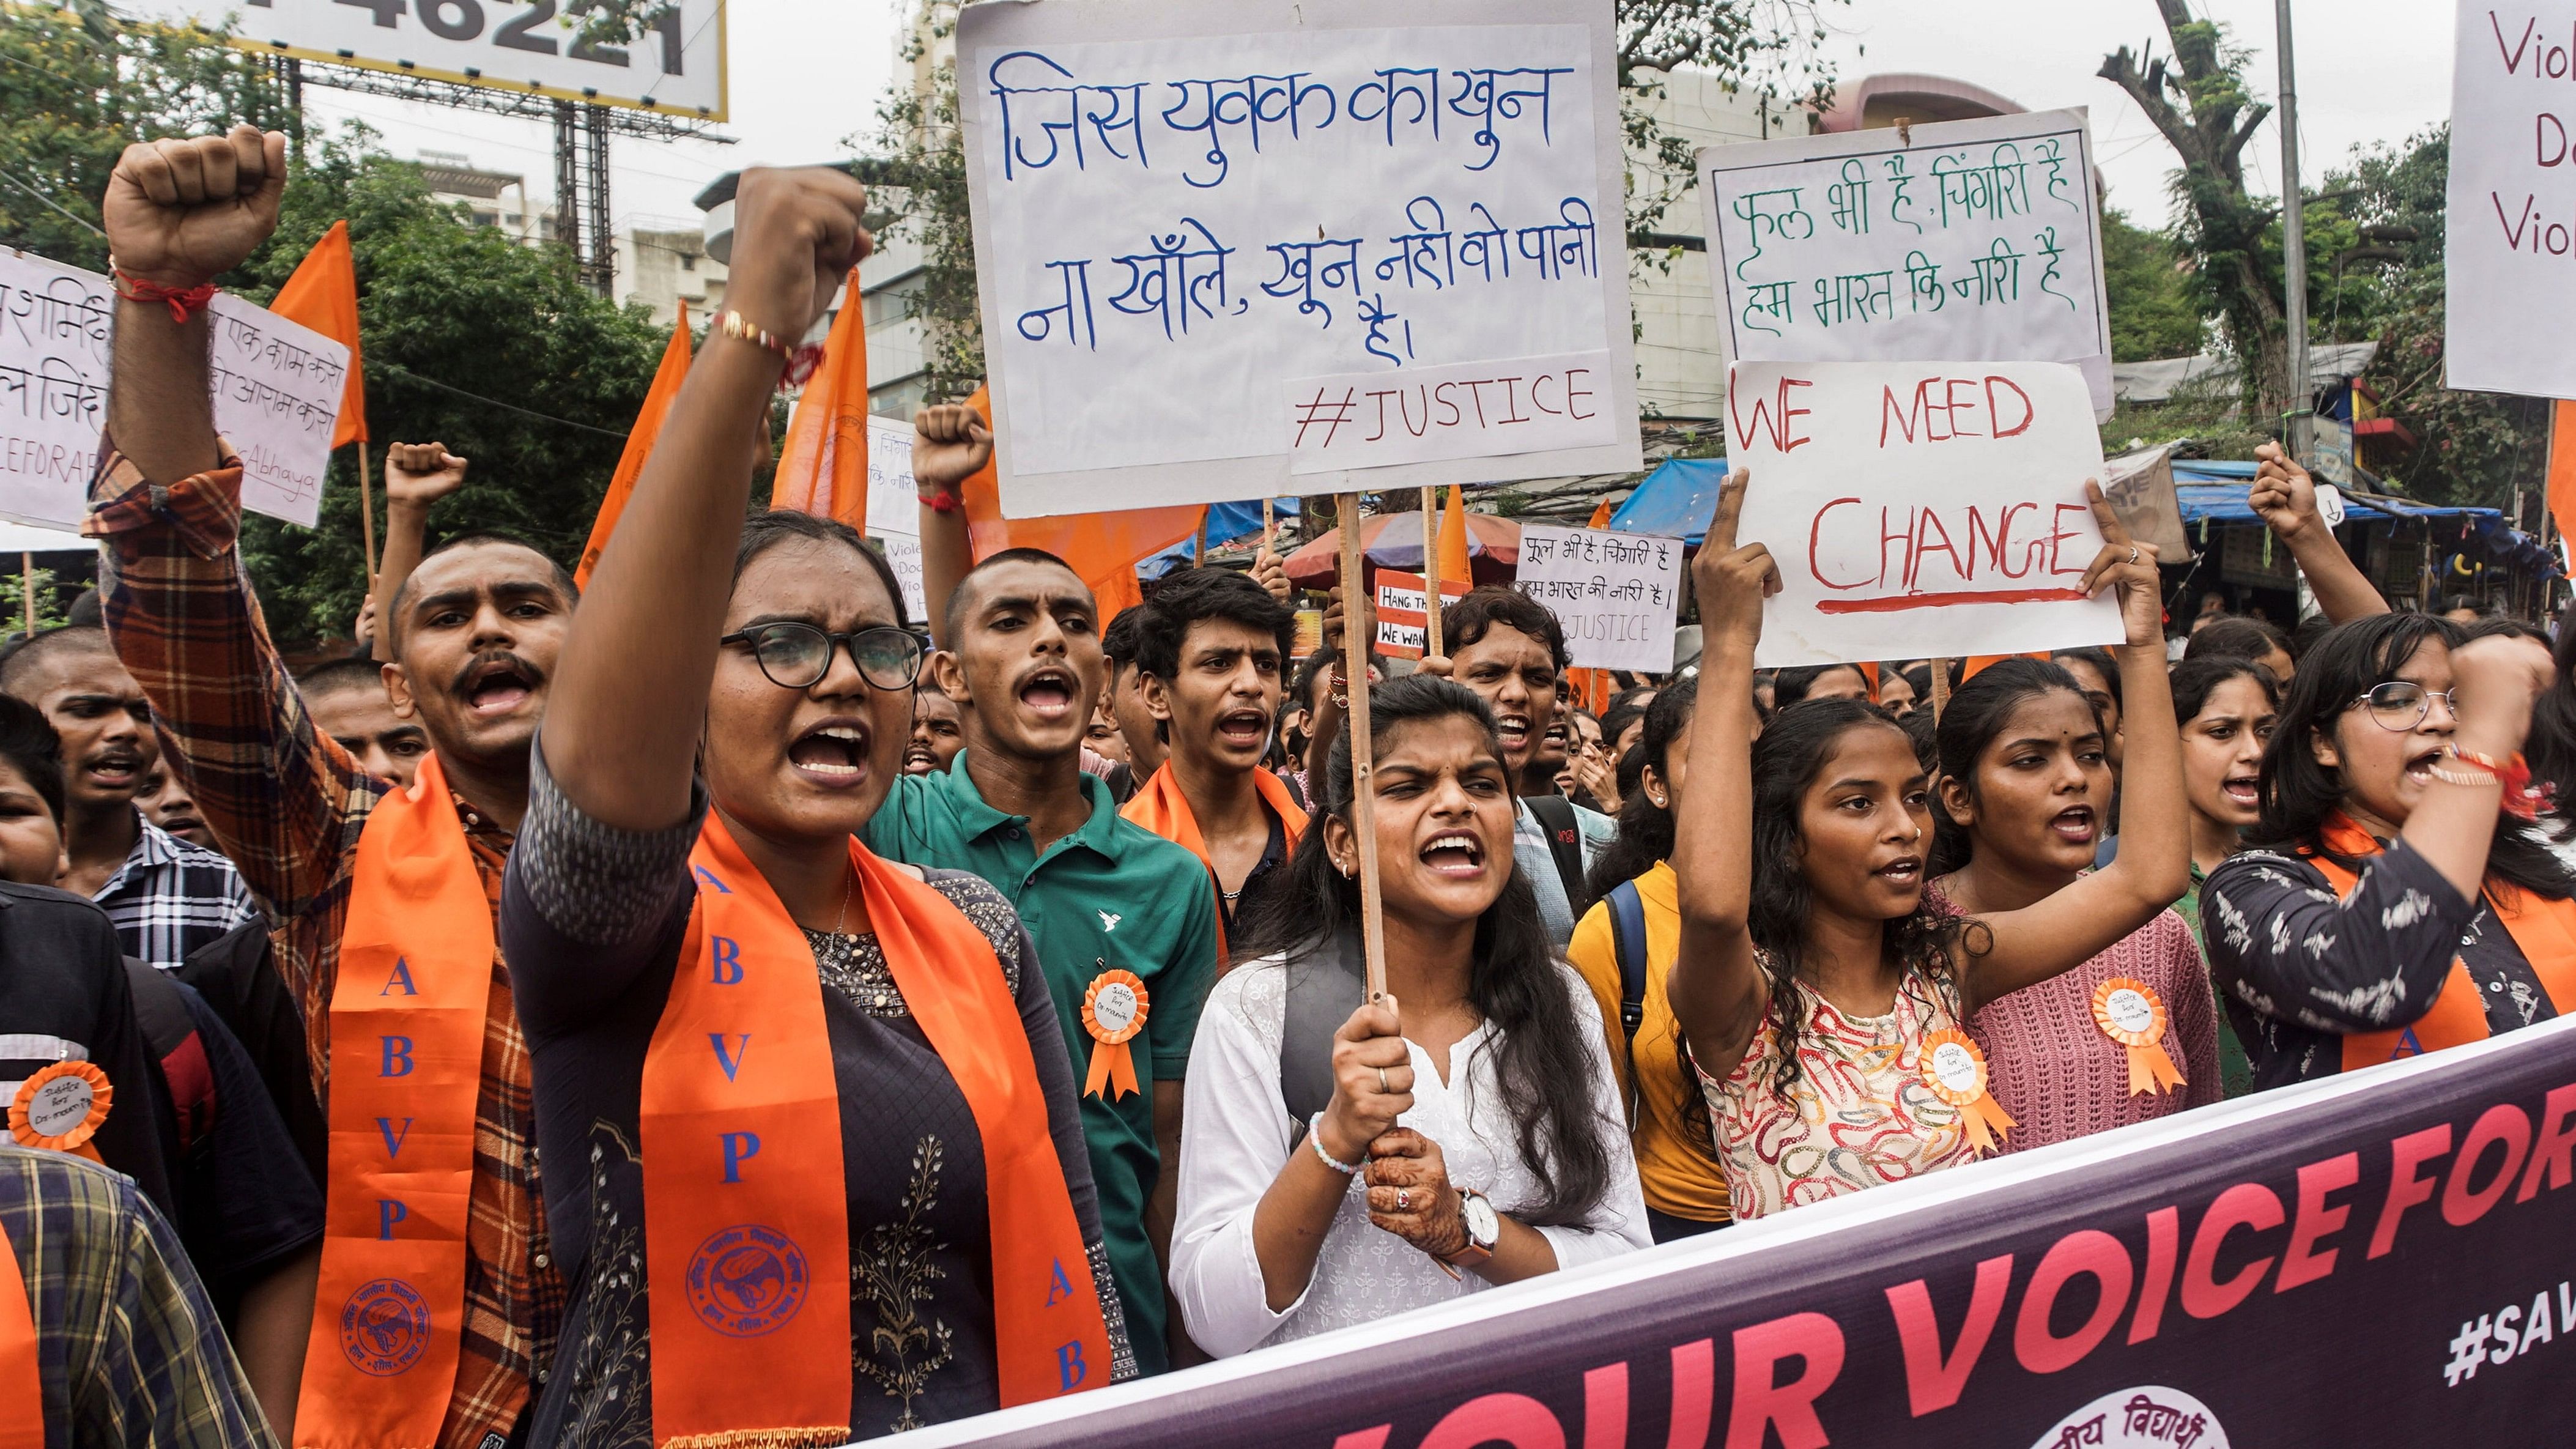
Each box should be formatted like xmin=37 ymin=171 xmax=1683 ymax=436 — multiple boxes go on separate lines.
xmin=1281 ymin=509 xmax=1521 ymax=589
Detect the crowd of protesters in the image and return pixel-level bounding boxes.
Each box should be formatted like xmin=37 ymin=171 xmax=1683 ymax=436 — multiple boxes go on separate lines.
xmin=7 ymin=130 xmax=2573 ymax=1448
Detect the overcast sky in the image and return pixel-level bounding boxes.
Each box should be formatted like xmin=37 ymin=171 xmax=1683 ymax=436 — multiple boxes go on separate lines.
xmin=298 ymin=0 xmax=2458 ymax=242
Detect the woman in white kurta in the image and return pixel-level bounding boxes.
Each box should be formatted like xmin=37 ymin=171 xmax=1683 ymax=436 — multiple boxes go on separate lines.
xmin=1171 ymin=677 xmax=1648 ymax=1356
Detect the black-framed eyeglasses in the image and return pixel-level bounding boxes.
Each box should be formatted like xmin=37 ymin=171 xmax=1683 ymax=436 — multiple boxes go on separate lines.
xmin=720 ymin=622 xmax=925 ymax=691
xmin=2344 ymin=680 xmax=2457 ymax=730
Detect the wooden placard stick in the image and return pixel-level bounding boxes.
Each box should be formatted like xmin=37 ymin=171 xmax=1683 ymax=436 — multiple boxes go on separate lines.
xmin=1928 ymin=656 xmax=1953 ymax=722
xmin=1419 ymin=484 xmax=1444 ymax=658
xmin=1336 ymin=492 xmax=1388 ymax=1002
xmin=356 ymin=443 xmax=379 ymax=589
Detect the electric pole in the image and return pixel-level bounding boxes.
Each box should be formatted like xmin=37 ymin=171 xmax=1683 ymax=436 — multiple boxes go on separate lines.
xmin=2277 ymin=0 xmax=2309 ymax=462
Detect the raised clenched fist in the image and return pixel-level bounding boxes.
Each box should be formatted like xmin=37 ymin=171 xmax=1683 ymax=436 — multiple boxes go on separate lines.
xmin=720 ymin=166 xmax=872 ymax=348
xmin=383 ymin=443 xmax=470 ymax=510
xmin=103 ymin=125 xmax=289 ymax=289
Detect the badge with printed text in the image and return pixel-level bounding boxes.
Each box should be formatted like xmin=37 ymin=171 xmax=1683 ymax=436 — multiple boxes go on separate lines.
xmin=1081 ymin=967 xmax=1150 ymax=1102
xmin=2092 ymin=977 xmax=2186 ymax=1095
xmin=9 ymin=1059 xmax=111 ymax=1162
xmin=1919 ymin=1029 xmax=2015 ymax=1155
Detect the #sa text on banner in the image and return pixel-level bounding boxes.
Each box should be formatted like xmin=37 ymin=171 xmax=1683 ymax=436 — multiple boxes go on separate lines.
xmin=1728 ymin=358 xmax=2121 ymax=668
xmin=1512 ymin=525 xmax=1684 ymax=673
xmin=1373 ymin=569 xmax=1468 ymax=660
xmin=1700 ymin=109 xmax=2115 ymax=418
xmin=2446 ymin=0 xmax=2576 ymax=396
xmin=957 ymin=0 xmax=1641 ymax=516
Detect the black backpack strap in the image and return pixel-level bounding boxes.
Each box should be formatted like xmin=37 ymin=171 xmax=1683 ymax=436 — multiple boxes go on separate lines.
xmin=122 ymin=958 xmax=215 ymax=1157
xmin=1525 ymin=795 xmax=1590 ymax=916
xmin=1278 ymin=928 xmax=1366 ymax=1146
xmin=1608 ymin=880 xmax=1650 ymax=1046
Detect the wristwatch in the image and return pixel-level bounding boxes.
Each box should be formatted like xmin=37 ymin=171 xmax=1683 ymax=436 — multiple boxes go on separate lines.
xmin=1443 ymin=1189 xmax=1500 ymax=1269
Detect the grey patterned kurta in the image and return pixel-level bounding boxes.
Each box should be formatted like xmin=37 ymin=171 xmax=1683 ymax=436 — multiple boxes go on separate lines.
xmin=2199 ymin=839 xmax=2559 ymax=1090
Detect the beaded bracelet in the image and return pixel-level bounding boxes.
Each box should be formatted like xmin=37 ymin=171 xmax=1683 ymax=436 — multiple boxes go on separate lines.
xmin=714 ymin=309 xmax=826 ymax=390
xmin=1305 ymin=1113 xmax=1360 ymax=1174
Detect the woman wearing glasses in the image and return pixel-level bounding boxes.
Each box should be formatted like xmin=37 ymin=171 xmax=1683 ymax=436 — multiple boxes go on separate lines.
xmin=2200 ymin=612 xmax=2572 ymax=1092
xmin=496 ymin=168 xmax=1121 ymax=1447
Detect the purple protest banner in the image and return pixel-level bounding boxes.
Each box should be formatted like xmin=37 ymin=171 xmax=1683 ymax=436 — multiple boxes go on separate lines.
xmin=900 ymin=1017 xmax=2576 ymax=1448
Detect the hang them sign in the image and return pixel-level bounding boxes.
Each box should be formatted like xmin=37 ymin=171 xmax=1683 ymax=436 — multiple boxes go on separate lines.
xmin=956 ymin=0 xmax=1641 ymax=517
xmin=1725 ymin=358 xmax=2122 ymax=667
xmin=2446 ymin=0 xmax=2576 ymax=396
xmin=890 ymin=1013 xmax=2576 ymax=1449
xmin=1698 ymin=109 xmax=2115 ymax=420
xmin=1 ymin=250 xmax=346 ymax=531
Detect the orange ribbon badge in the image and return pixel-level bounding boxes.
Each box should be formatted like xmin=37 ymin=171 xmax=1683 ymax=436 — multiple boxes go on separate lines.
xmin=1081 ymin=968 xmax=1150 ymax=1101
xmin=2093 ymin=977 xmax=2186 ymax=1095
xmin=8 ymin=1060 xmax=111 ymax=1162
xmin=1919 ymin=1029 xmax=2015 ymax=1155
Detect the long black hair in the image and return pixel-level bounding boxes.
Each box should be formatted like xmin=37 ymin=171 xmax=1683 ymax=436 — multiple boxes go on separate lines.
xmin=1747 ymin=698 xmax=1962 ymax=1097
xmin=2253 ymin=612 xmax=2573 ymax=900
xmin=1585 ymin=678 xmax=1698 ymax=899
xmin=1234 ymin=674 xmax=1616 ymax=1225
xmin=2533 ymin=607 xmax=2576 ymax=806
xmin=1772 ymin=663 xmax=1869 ymax=708
xmin=1927 ymin=658 xmax=2098 ymax=875
xmin=2169 ymin=655 xmax=2282 ymax=726
xmin=733 ymin=510 xmax=911 ymax=632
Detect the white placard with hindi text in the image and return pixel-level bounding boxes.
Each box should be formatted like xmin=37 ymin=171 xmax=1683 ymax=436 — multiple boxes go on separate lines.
xmin=957 ymin=0 xmax=1641 ymax=516
xmin=1699 ymin=109 xmax=2115 ymax=418
xmin=206 ymin=294 xmax=349 ymax=528
xmin=1512 ymin=525 xmax=1684 ymax=672
xmin=2446 ymin=1 xmax=2576 ymax=395
xmin=863 ymin=414 xmax=930 ymax=624
xmin=0 ymin=249 xmax=114 ymax=530
xmin=1726 ymin=359 xmax=2121 ymax=667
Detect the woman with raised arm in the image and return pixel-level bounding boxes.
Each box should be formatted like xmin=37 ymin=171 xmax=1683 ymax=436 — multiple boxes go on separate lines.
xmin=2200 ymin=613 xmax=2568 ymax=1090
xmin=1665 ymin=475 xmax=2189 ymax=1218
xmin=1170 ymin=675 xmax=1646 ymax=1357
xmin=1926 ymin=659 xmax=2220 ymax=1150
xmin=497 ymin=166 xmax=1121 ymax=1447
xmin=2167 ymin=656 xmax=2281 ymax=1095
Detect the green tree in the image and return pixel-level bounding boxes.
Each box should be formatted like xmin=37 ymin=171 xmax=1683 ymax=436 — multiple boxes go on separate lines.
xmin=2100 ymin=207 xmax=2203 ymax=361
xmin=2 ymin=2 xmax=668 ymax=645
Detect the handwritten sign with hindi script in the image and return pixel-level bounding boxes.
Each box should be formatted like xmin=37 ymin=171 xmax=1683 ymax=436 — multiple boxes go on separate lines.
xmin=0 ymin=251 xmax=345 ymax=530
xmin=1726 ymin=359 xmax=2121 ymax=667
xmin=2446 ymin=2 xmax=2576 ymax=395
xmin=1512 ymin=525 xmax=1684 ymax=672
xmin=1699 ymin=110 xmax=2115 ymax=419
xmin=863 ymin=414 xmax=931 ymax=623
xmin=0 ymin=250 xmax=114 ymax=530
xmin=205 ymin=294 xmax=349 ymax=528
xmin=957 ymin=0 xmax=1640 ymax=516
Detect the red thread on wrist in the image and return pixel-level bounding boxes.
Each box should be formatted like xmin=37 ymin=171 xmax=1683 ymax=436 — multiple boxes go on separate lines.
xmin=112 ymin=270 xmax=218 ymax=324
xmin=919 ymin=488 xmax=963 ymax=514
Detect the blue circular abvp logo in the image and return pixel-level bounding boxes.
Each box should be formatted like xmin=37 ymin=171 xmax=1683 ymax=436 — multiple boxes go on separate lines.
xmin=686 ymin=1225 xmax=810 ymax=1337
xmin=338 ymin=1277 xmax=431 ymax=1376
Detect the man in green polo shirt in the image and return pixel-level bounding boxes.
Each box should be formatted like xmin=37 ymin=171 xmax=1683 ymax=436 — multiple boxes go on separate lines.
xmin=864 ymin=521 xmax=1219 ymax=1374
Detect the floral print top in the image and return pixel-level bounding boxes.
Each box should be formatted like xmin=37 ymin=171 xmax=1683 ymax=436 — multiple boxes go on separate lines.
xmin=1692 ymin=954 xmax=1978 ymax=1220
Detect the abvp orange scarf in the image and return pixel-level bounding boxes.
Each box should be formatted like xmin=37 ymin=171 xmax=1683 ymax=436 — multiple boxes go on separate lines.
xmin=2308 ymin=814 xmax=2576 ymax=1071
xmin=0 ymin=1213 xmax=38 ymax=1449
xmin=297 ymin=752 xmax=490 ymax=1449
xmin=640 ymin=813 xmax=1110 ymax=1447
xmin=1122 ymin=762 xmax=1307 ymax=961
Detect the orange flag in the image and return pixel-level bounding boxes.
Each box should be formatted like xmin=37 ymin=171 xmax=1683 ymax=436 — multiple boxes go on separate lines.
xmin=1585 ymin=497 xmax=1613 ymax=529
xmin=2548 ymin=398 xmax=2576 ymax=550
xmin=771 ymin=270 xmax=870 ymax=530
xmin=961 ymin=387 xmax=1201 ymax=614
xmin=576 ymin=302 xmax=691 ymax=589
xmin=1438 ymin=484 xmax=1473 ymax=586
xmin=268 ymin=220 xmax=366 ymax=447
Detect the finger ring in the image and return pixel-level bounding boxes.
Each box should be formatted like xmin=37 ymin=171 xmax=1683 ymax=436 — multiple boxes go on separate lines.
xmin=1376 ymin=1067 xmax=1389 ymax=1093
xmin=1396 ymin=1188 xmax=1412 ymax=1210
xmin=2126 ymin=544 xmax=2140 ymax=565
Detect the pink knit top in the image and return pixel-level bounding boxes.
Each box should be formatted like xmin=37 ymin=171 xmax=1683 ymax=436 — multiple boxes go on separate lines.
xmin=1928 ymin=885 xmax=2222 ymax=1153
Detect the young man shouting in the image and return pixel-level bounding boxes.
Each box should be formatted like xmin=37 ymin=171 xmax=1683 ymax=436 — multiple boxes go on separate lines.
xmin=888 ymin=407 xmax=1223 ymax=1374
xmin=89 ymin=125 xmax=571 ymax=1449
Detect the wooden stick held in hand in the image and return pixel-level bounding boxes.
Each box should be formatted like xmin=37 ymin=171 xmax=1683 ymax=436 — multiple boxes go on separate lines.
xmin=1336 ymin=493 xmax=1388 ymax=1003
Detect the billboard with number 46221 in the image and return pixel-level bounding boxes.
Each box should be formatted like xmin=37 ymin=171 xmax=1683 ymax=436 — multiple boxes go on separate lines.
xmin=112 ymin=0 xmax=725 ymax=118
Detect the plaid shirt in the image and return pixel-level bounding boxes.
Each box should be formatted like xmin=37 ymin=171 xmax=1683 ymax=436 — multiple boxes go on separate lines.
xmin=1 ymin=1144 xmax=278 ymax=1448
xmin=94 ymin=814 xmax=262 ymax=971
xmin=88 ymin=440 xmax=563 ymax=1449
